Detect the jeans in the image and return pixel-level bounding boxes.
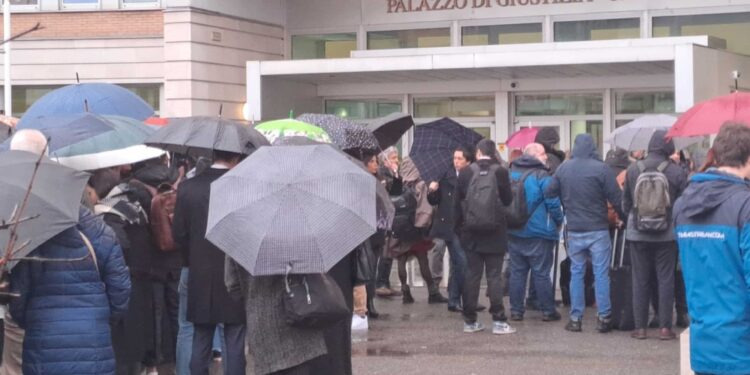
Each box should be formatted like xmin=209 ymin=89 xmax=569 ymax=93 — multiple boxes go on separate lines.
xmin=444 ymin=234 xmax=467 ymax=309
xmin=176 ymin=268 xmax=226 ymax=375
xmin=567 ymin=230 xmax=612 ymax=321
xmin=191 ymin=323 xmax=245 ymax=375
xmin=509 ymin=236 xmax=556 ymax=316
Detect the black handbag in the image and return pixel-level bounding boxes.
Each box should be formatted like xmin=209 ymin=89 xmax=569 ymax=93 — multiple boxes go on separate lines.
xmin=355 ymin=242 xmax=376 ymax=285
xmin=283 ymin=272 xmax=350 ymax=329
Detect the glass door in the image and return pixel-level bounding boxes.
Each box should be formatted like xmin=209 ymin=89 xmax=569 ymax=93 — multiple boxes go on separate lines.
xmin=512 ymin=120 xmax=566 ymax=151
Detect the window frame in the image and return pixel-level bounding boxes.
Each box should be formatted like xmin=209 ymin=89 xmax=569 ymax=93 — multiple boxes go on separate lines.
xmin=60 ymin=0 xmax=100 ymax=11
xmin=366 ymin=27 xmax=452 ymax=50
xmin=460 ymin=22 xmax=544 ymax=46
xmin=552 ymin=16 xmax=642 ymax=43
xmin=120 ymin=0 xmax=162 ymax=10
xmin=4 ymin=0 xmax=40 ymax=12
xmin=290 ymin=32 xmax=358 ymax=60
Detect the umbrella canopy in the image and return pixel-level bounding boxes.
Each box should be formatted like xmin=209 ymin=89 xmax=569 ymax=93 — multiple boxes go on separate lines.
xmin=607 ymin=114 xmax=702 ymax=151
xmin=145 ymin=116 xmax=270 ymax=157
xmin=19 ymin=83 xmax=154 ymax=125
xmin=365 ymin=113 xmax=415 ymax=150
xmin=409 ymin=117 xmax=485 ymax=183
xmin=297 ymin=113 xmax=379 ymax=152
xmin=506 ymin=127 xmax=539 ymax=149
xmin=0 ymin=150 xmax=90 ymax=269
xmin=256 ymin=119 xmax=332 ymax=144
xmin=206 ymin=144 xmax=377 ymax=276
xmin=667 ymin=92 xmax=750 ymax=138
xmin=10 ymin=113 xmax=116 ymax=153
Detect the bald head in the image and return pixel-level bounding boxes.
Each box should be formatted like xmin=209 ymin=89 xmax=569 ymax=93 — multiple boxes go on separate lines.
xmin=523 ymin=142 xmax=548 ymax=165
xmin=10 ymin=129 xmax=48 ymax=156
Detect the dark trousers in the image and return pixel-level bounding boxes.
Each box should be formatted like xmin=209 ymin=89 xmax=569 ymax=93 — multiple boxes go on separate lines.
xmin=116 ymin=362 xmax=142 ymax=375
xmin=150 ymin=277 xmax=179 ymax=365
xmin=376 ymin=253 xmax=393 ymax=289
xmin=191 ymin=323 xmax=246 ymax=375
xmin=630 ymin=241 xmax=677 ymax=329
xmin=397 ymin=251 xmax=438 ymax=295
xmin=463 ymin=251 xmax=507 ymax=323
xmin=270 ymin=357 xmax=323 ymax=375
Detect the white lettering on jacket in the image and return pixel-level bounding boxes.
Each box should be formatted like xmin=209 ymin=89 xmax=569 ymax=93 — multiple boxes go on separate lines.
xmin=677 ymin=231 xmax=726 ymax=240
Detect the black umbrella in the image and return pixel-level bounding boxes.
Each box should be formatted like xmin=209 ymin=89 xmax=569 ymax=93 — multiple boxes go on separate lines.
xmin=365 ymin=113 xmax=414 ymax=150
xmin=145 ymin=116 xmax=270 ymax=157
xmin=0 ymin=150 xmax=90 ymax=269
xmin=409 ymin=117 xmax=485 ymax=183
xmin=297 ymin=114 xmax=379 ymax=152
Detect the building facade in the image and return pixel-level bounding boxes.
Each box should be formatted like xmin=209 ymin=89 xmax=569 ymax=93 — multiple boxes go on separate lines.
xmin=2 ymin=1 xmax=749 ymax=156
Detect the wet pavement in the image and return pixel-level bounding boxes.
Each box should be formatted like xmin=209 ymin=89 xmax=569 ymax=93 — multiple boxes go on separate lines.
xmin=352 ymin=288 xmax=681 ymax=375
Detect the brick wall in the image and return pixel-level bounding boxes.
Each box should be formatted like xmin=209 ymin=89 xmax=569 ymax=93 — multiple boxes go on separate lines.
xmin=0 ymin=10 xmax=163 ymax=39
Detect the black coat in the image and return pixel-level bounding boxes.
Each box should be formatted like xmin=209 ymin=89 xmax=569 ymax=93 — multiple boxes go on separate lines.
xmin=172 ymin=168 xmax=245 ymax=324
xmin=456 ymin=159 xmax=513 ymax=254
xmin=427 ymin=170 xmax=459 ymax=240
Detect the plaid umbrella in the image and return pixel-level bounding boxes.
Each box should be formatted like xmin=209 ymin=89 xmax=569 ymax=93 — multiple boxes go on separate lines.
xmin=409 ymin=117 xmax=484 ymax=183
xmin=297 ymin=113 xmax=379 ymax=152
xmin=206 ymin=144 xmax=377 ymax=275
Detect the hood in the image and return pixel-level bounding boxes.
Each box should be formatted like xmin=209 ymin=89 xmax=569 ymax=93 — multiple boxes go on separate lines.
xmin=647 ymin=130 xmax=675 ymax=157
xmin=679 ymin=170 xmax=750 ymax=218
xmin=535 ymin=127 xmax=560 ymax=147
xmin=400 ymin=156 xmax=422 ymax=184
xmin=605 ymin=148 xmax=630 ymax=170
xmin=571 ymin=134 xmax=599 ymax=160
xmin=511 ymin=154 xmax=547 ymax=170
xmin=132 ymin=163 xmax=179 ymax=188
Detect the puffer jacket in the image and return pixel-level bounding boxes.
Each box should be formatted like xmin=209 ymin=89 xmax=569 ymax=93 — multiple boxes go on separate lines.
xmin=508 ymin=155 xmax=564 ymax=241
xmin=10 ymin=207 xmax=131 ymax=375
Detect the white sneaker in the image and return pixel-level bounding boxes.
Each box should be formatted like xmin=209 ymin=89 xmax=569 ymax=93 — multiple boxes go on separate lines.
xmin=493 ymin=321 xmax=516 ymax=335
xmin=351 ymin=314 xmax=369 ymax=331
xmin=463 ymin=322 xmax=485 ymax=333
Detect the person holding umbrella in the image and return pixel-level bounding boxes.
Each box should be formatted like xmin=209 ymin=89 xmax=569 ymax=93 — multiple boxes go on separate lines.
xmin=6 ymin=130 xmax=131 ymax=375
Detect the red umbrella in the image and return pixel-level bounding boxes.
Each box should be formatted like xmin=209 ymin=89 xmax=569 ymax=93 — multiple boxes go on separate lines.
xmin=145 ymin=117 xmax=170 ymax=126
xmin=667 ymin=92 xmax=750 ymax=138
xmin=506 ymin=127 xmax=539 ymax=149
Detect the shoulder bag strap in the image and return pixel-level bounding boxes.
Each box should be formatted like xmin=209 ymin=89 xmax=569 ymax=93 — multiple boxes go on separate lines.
xmin=78 ymin=231 xmax=100 ymax=278
xmin=657 ymin=160 xmax=670 ymax=173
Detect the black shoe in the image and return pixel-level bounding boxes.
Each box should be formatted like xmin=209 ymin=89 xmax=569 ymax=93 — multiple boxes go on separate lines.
xmin=428 ymin=293 xmax=449 ymax=304
xmin=542 ymin=311 xmax=562 ymax=322
xmin=510 ymin=313 xmax=524 ymax=321
xmin=402 ymin=288 xmax=415 ymax=304
xmin=448 ymin=305 xmax=463 ymax=313
xmin=475 ymin=304 xmax=487 ymax=312
xmin=676 ymin=313 xmax=690 ymax=328
xmin=648 ymin=317 xmax=659 ymax=329
xmin=597 ymin=315 xmax=612 ymax=333
xmin=565 ymin=319 xmax=582 ymax=332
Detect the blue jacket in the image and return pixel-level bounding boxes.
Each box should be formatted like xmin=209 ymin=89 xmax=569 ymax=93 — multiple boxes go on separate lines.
xmin=508 ymin=155 xmax=563 ymax=241
xmin=548 ymin=134 xmax=625 ymax=232
xmin=10 ymin=207 xmax=131 ymax=375
xmin=673 ymin=170 xmax=750 ymax=375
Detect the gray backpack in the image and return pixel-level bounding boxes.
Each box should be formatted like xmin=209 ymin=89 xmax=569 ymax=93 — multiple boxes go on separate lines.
xmin=633 ymin=161 xmax=671 ymax=233
xmin=463 ymin=163 xmax=502 ymax=232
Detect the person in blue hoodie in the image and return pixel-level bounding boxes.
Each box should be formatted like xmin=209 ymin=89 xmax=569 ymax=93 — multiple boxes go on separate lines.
xmin=508 ymin=143 xmax=564 ymax=322
xmin=673 ymin=122 xmax=750 ymax=375
xmin=548 ymin=134 xmax=626 ymax=333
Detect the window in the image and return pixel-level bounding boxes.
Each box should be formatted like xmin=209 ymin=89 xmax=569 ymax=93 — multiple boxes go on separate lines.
xmin=515 ymin=93 xmax=603 ymax=116
xmin=554 ymin=18 xmax=640 ymax=42
xmin=9 ymin=0 xmax=38 ymax=4
xmin=12 ymin=83 xmax=161 ymax=117
xmin=292 ymin=33 xmax=357 ymax=60
xmin=61 ymin=0 xmax=99 ymax=9
xmin=324 ymin=99 xmax=402 ymax=120
xmin=615 ymin=91 xmax=674 ymax=115
xmin=414 ymin=96 xmax=495 ymax=118
xmin=653 ymin=12 xmax=750 ymax=56
xmin=122 ymin=84 xmax=160 ymax=114
xmin=121 ymin=0 xmax=160 ymax=7
xmin=570 ymin=120 xmax=603 ymax=154
xmin=462 ymin=24 xmax=542 ymax=46
xmin=367 ymin=28 xmax=450 ymax=50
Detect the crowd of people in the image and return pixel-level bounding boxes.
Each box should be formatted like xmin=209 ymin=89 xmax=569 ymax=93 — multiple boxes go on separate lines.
xmin=2 ymin=117 xmax=750 ymax=375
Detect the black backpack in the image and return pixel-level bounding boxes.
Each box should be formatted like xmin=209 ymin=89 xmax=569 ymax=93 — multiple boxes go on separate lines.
xmin=389 ymin=186 xmax=421 ymax=241
xmin=506 ymin=170 xmax=542 ymax=230
xmin=463 ymin=163 xmax=502 ymax=232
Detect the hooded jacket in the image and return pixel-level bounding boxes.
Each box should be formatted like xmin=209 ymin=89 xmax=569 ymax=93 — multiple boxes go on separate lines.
xmin=535 ymin=127 xmax=566 ymax=174
xmin=508 ymin=155 xmax=564 ymax=241
xmin=10 ymin=207 xmax=131 ymax=375
xmin=548 ymin=134 xmax=625 ymax=232
xmin=622 ymin=130 xmax=688 ymax=242
xmin=673 ymin=170 xmax=750 ymax=375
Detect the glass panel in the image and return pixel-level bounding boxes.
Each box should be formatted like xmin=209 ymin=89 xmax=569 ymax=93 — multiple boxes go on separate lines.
xmin=615 ymin=92 xmax=674 ymax=114
xmin=12 ymin=84 xmax=160 ymax=117
xmin=367 ymin=28 xmax=450 ymax=49
xmin=462 ymin=24 xmax=542 ymax=46
xmin=653 ymin=12 xmax=750 ymax=55
xmin=292 ymin=33 xmax=357 ymax=60
xmin=414 ymin=96 xmax=495 ymax=118
xmin=62 ymin=0 xmax=98 ymax=3
xmin=570 ymin=120 xmax=603 ymax=155
xmin=122 ymin=0 xmax=158 ymax=3
xmin=325 ymin=99 xmax=402 ymax=120
xmin=9 ymin=0 xmax=38 ymax=4
xmin=554 ymin=18 xmax=640 ymax=42
xmin=615 ymin=119 xmax=632 ymax=128
xmin=122 ymin=84 xmax=161 ymax=113
xmin=515 ymin=93 xmax=603 ymax=116
xmin=470 ymin=127 xmax=492 ymax=139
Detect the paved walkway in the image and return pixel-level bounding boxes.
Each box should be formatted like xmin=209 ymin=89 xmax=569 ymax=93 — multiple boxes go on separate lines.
xmin=353 ymin=288 xmax=681 ymax=375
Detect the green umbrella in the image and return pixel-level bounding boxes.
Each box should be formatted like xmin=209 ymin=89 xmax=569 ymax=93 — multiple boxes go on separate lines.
xmin=256 ymin=119 xmax=332 ymax=144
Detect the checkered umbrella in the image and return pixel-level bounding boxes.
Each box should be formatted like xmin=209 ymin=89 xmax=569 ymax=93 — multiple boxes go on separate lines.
xmin=297 ymin=113 xmax=379 ymax=152
xmin=409 ymin=117 xmax=485 ymax=183
xmin=206 ymin=144 xmax=378 ymax=276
